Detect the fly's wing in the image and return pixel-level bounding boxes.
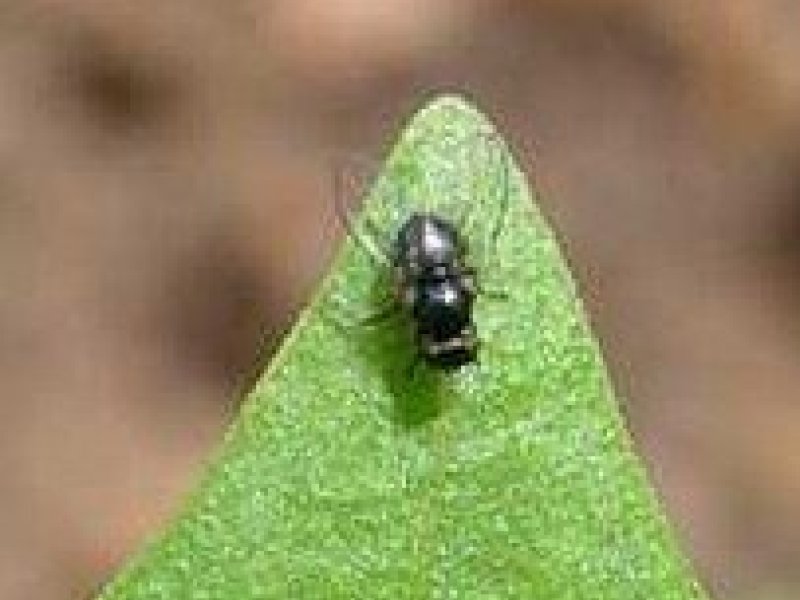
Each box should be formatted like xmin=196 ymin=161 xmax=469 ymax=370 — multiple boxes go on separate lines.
xmin=333 ymin=154 xmax=392 ymax=267
xmin=329 ymin=152 xmax=412 ymax=329
xmin=408 ymin=122 xmax=513 ymax=277
xmin=459 ymin=129 xmax=512 ymax=263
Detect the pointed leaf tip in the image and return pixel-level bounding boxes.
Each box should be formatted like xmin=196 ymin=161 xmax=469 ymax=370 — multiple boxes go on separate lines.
xmin=100 ymin=96 xmax=708 ymax=600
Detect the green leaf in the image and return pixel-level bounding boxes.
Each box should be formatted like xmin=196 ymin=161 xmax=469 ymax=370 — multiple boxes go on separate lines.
xmin=99 ymin=96 xmax=708 ymax=599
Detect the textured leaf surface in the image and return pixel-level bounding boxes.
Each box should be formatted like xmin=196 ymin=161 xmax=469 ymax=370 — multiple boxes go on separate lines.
xmin=100 ymin=97 xmax=707 ymax=599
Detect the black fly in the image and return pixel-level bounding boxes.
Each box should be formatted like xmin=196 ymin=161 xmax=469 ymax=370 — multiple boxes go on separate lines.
xmin=333 ymin=126 xmax=509 ymax=371
xmin=392 ymin=213 xmax=478 ymax=369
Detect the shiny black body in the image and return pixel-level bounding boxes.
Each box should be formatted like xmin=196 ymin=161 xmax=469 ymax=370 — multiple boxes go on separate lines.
xmin=392 ymin=212 xmax=478 ymax=369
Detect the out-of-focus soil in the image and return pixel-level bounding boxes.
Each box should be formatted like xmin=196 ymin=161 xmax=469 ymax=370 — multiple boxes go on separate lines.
xmin=1 ymin=2 xmax=800 ymax=598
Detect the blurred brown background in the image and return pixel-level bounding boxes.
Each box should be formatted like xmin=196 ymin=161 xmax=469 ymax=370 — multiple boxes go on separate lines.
xmin=1 ymin=1 xmax=799 ymax=598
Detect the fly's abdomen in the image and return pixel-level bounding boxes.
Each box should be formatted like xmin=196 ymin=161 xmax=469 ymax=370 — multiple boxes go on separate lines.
xmin=413 ymin=278 xmax=472 ymax=337
xmin=412 ymin=277 xmax=478 ymax=369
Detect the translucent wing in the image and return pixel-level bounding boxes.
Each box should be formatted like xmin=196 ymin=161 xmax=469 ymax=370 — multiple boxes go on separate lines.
xmin=332 ymin=153 xmax=393 ymax=267
xmin=383 ymin=121 xmax=512 ymax=276
xmin=454 ymin=128 xmax=512 ymax=265
xmin=329 ymin=152 xmax=408 ymax=329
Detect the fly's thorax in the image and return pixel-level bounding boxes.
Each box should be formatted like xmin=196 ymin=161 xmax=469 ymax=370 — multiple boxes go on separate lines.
xmin=392 ymin=212 xmax=465 ymax=271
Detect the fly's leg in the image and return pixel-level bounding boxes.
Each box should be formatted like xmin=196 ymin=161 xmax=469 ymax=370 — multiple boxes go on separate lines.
xmin=461 ymin=266 xmax=509 ymax=302
xmin=359 ymin=299 xmax=402 ymax=328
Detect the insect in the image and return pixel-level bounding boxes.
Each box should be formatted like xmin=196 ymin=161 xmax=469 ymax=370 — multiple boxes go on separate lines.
xmin=391 ymin=212 xmax=478 ymax=369
xmin=333 ymin=126 xmax=510 ymax=371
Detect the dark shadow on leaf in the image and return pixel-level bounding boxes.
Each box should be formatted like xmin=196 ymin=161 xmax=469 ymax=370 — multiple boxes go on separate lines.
xmin=353 ymin=273 xmax=454 ymax=430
